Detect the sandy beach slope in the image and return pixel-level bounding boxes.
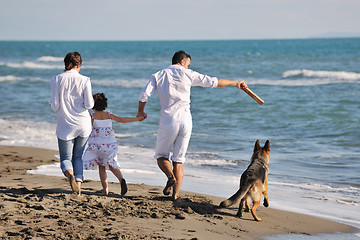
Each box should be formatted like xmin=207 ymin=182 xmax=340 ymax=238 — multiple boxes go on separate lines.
xmin=0 ymin=145 xmax=357 ymax=239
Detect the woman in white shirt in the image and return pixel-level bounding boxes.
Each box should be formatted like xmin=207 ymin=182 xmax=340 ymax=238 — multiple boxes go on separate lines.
xmin=49 ymin=52 xmax=94 ymax=195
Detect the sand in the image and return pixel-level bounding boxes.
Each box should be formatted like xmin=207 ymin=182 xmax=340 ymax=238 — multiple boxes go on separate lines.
xmin=0 ymin=145 xmax=357 ymax=240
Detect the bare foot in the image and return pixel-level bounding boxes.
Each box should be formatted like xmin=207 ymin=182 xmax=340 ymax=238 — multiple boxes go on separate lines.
xmin=163 ymin=177 xmax=176 ymax=196
xmin=69 ymin=174 xmax=79 ymax=195
xmin=96 ymin=189 xmax=109 ymax=195
xmin=172 ymin=192 xmax=180 ymax=201
xmin=121 ymin=179 xmax=127 ymax=196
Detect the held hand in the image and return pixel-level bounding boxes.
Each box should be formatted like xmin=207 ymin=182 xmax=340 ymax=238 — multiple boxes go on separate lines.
xmin=137 ymin=112 xmax=147 ymax=121
xmin=138 ymin=115 xmax=146 ymax=121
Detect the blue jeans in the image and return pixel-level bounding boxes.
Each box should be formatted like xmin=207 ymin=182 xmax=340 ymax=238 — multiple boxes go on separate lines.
xmin=58 ymin=136 xmax=88 ymax=182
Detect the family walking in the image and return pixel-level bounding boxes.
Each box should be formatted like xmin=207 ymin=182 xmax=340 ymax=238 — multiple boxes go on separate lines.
xmin=49 ymin=51 xmax=247 ymax=199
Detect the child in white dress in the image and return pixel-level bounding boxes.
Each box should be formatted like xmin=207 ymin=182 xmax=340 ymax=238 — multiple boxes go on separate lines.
xmin=83 ymin=93 xmax=145 ymax=196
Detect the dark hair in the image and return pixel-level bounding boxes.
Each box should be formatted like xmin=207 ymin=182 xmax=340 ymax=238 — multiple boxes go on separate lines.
xmin=172 ymin=50 xmax=191 ymax=64
xmin=93 ymin=93 xmax=108 ymax=111
xmin=64 ymin=52 xmax=82 ymax=71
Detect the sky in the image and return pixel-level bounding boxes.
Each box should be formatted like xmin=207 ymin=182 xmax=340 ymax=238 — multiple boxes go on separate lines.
xmin=1 ymin=0 xmax=360 ymax=41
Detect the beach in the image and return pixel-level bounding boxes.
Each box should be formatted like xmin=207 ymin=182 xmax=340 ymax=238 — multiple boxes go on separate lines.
xmin=0 ymin=145 xmax=357 ymax=240
xmin=1 ymin=39 xmax=360 ymax=239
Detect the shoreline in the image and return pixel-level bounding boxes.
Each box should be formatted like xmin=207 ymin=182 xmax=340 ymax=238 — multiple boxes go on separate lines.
xmin=0 ymin=145 xmax=358 ymax=239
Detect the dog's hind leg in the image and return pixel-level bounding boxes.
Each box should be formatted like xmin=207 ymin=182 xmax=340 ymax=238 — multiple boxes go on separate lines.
xmin=236 ymin=198 xmax=245 ymax=218
xmin=244 ymin=197 xmax=251 ymax=212
xmin=250 ymin=201 xmax=262 ymax=221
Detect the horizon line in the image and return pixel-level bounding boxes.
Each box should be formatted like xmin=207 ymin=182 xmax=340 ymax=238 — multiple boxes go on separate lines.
xmin=1 ymin=36 xmax=360 ymax=42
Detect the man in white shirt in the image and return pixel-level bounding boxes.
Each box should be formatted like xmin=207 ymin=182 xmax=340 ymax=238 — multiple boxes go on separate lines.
xmin=138 ymin=50 xmax=247 ymax=200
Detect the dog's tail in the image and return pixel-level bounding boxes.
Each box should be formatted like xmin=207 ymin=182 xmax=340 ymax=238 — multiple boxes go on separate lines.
xmin=219 ymin=184 xmax=251 ymax=208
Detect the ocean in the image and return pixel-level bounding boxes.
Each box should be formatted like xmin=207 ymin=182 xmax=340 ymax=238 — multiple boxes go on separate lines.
xmin=0 ymin=39 xmax=359 ymax=237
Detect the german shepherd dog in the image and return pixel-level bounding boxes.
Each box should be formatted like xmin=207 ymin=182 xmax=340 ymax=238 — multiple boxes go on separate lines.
xmin=220 ymin=140 xmax=270 ymax=221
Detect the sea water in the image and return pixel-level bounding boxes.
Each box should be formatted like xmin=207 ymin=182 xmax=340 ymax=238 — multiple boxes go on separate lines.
xmin=0 ymin=40 xmax=359 ymax=235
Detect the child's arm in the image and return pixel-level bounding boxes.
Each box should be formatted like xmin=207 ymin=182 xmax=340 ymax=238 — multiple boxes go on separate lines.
xmin=110 ymin=112 xmax=145 ymax=123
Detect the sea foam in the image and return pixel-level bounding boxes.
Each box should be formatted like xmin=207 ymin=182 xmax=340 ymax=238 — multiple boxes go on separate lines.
xmin=3 ymin=60 xmax=100 ymax=70
xmin=0 ymin=118 xmax=57 ymax=150
xmin=242 ymin=69 xmax=360 ymax=86
xmin=37 ymin=56 xmax=63 ymax=62
xmin=283 ymin=69 xmax=360 ymax=80
xmin=0 ymin=75 xmax=24 ymax=82
xmin=6 ymin=61 xmax=63 ymax=69
xmin=91 ymin=79 xmax=148 ymax=88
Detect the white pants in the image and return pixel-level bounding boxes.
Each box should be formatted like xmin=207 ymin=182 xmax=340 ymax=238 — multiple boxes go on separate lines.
xmin=155 ymin=111 xmax=192 ymax=163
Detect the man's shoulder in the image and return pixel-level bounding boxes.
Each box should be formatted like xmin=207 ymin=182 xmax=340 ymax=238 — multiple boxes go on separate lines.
xmin=159 ymin=65 xmax=176 ymax=71
xmin=152 ymin=65 xmax=194 ymax=78
xmin=153 ymin=65 xmax=173 ymax=75
xmin=163 ymin=65 xmax=193 ymax=73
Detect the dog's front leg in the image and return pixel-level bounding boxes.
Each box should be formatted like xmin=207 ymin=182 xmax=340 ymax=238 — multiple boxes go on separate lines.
xmin=263 ymin=177 xmax=269 ymax=207
xmin=263 ymin=191 xmax=269 ymax=207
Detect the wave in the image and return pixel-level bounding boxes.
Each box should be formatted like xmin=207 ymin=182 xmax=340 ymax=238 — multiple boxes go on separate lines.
xmin=114 ymin=132 xmax=147 ymax=138
xmin=6 ymin=61 xmax=63 ymax=69
xmin=37 ymin=56 xmax=63 ymax=62
xmin=244 ymin=69 xmax=360 ymax=86
xmin=248 ymin=79 xmax=354 ymax=86
xmin=187 ymin=159 xmax=239 ymax=166
xmin=270 ymin=181 xmax=360 ymax=206
xmin=283 ymin=69 xmax=360 ymax=80
xmin=1 ymin=61 xmax=100 ymax=70
xmin=185 ymin=151 xmax=247 ymax=167
xmin=0 ymin=75 xmax=146 ymax=87
xmin=0 ymin=75 xmax=24 ymax=82
xmin=92 ymin=79 xmax=148 ymax=88
xmin=0 ymin=118 xmax=57 ymax=150
xmin=0 ymin=75 xmax=49 ymax=83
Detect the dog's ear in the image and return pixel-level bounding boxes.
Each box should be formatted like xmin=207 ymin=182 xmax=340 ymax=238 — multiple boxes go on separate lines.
xmin=254 ymin=139 xmax=260 ymax=152
xmin=264 ymin=140 xmax=270 ymax=152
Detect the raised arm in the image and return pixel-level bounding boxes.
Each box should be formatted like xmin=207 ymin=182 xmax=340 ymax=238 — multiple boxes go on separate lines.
xmin=217 ymin=79 xmax=247 ymax=89
xmin=190 ymin=70 xmax=247 ymax=90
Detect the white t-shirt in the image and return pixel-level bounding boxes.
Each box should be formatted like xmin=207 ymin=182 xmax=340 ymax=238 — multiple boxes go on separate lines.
xmin=139 ymin=65 xmax=218 ymax=124
xmin=49 ymin=69 xmax=94 ymax=140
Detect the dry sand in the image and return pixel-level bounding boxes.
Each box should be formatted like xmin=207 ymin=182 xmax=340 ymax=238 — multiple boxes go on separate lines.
xmin=0 ymin=145 xmax=357 ymax=239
